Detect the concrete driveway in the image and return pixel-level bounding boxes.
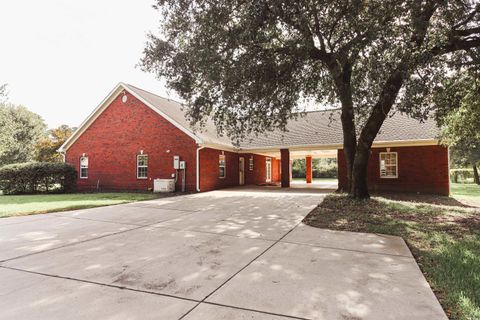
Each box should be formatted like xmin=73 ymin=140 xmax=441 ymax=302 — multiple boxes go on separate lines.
xmin=0 ymin=187 xmax=446 ymax=320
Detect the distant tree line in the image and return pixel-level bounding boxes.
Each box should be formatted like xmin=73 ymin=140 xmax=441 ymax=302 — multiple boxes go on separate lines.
xmin=435 ymin=73 xmax=480 ymax=185
xmin=0 ymin=84 xmax=75 ymax=166
xmin=0 ymin=84 xmax=77 ymax=194
xmin=292 ymin=158 xmax=337 ymax=179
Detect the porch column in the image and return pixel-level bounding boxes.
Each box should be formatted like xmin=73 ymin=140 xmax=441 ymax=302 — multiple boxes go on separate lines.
xmin=306 ymin=155 xmax=312 ymax=183
xmin=280 ymin=148 xmax=290 ymax=188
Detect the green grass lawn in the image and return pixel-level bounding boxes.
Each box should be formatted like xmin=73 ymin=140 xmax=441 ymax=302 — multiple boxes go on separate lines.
xmin=451 ymin=183 xmax=480 ymax=200
xmin=0 ymin=193 xmax=159 ymax=218
xmin=304 ymin=193 xmax=480 ymax=320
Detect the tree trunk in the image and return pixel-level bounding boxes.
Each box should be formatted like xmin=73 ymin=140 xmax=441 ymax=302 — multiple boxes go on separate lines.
xmin=473 ymin=163 xmax=480 ymax=185
xmin=351 ymin=145 xmax=370 ymax=198
xmin=331 ymin=62 xmax=356 ymax=193
xmin=347 ymin=67 xmax=406 ymax=199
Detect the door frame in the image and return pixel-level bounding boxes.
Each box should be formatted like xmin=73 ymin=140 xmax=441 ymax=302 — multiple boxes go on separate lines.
xmin=239 ymin=157 xmax=245 ymax=185
xmin=265 ymin=158 xmax=272 ymax=182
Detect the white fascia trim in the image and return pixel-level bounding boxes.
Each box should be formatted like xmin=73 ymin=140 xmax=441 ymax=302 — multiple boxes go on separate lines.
xmin=120 ymin=82 xmax=202 ymax=144
xmin=58 ymin=83 xmax=203 ymax=152
xmin=237 ymin=139 xmax=439 ymax=153
xmin=58 ymin=83 xmax=125 ymax=152
xmin=199 ymin=142 xmax=238 ymax=152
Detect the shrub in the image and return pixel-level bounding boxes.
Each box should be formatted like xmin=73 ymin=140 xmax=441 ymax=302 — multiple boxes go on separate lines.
xmin=313 ymin=165 xmax=338 ymax=178
xmin=0 ymin=162 xmax=76 ymax=195
xmin=313 ymin=158 xmax=338 ymax=178
xmin=292 ymin=158 xmax=338 ymax=179
xmin=450 ymin=168 xmax=474 ymax=183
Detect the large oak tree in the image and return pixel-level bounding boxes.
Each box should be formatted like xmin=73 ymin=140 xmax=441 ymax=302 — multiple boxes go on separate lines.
xmin=142 ymin=0 xmax=480 ymax=198
xmin=436 ymin=72 xmax=480 ymax=184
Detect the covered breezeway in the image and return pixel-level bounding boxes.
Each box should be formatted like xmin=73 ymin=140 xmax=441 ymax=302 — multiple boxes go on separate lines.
xmin=240 ymin=147 xmax=339 ymax=191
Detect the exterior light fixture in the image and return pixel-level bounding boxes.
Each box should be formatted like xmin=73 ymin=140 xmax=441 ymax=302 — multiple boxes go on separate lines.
xmin=121 ymin=91 xmax=128 ymax=103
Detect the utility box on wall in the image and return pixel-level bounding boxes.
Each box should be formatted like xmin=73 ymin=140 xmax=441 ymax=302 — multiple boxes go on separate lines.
xmin=154 ymin=179 xmax=175 ymax=192
xmin=173 ymin=156 xmax=180 ymax=169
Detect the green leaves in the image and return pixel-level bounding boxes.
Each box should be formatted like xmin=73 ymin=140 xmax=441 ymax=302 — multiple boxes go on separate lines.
xmin=35 ymin=125 xmax=75 ymax=162
xmin=0 ymin=104 xmax=47 ymax=166
xmin=436 ymin=73 xmax=480 ymax=167
xmin=0 ymin=162 xmax=77 ymax=195
xmin=142 ymin=0 xmax=480 ymax=142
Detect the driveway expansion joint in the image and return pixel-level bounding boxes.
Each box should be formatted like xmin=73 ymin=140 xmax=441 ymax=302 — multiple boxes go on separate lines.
xmin=178 ymin=220 xmax=305 ymax=319
xmin=0 ymin=265 xmax=309 ymax=320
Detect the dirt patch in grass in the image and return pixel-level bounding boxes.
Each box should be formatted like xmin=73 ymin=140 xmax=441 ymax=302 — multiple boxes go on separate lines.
xmin=303 ymin=193 xmax=480 ymax=320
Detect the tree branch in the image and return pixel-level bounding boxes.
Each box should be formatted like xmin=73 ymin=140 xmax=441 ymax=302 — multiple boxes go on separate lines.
xmin=430 ymin=37 xmax=480 ymax=56
xmin=453 ymin=3 xmax=480 ymax=29
xmin=453 ymin=27 xmax=480 ymax=37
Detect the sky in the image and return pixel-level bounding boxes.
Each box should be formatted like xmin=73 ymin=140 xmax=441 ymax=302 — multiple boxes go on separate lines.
xmin=0 ymin=0 xmax=176 ymax=128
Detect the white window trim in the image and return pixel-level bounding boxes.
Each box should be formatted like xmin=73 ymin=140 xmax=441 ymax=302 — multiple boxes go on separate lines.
xmin=79 ymin=156 xmax=88 ymax=179
xmin=249 ymin=157 xmax=254 ymax=171
xmin=219 ymin=154 xmax=226 ymax=179
xmin=137 ymin=154 xmax=148 ymax=179
xmin=379 ymin=152 xmax=398 ymax=179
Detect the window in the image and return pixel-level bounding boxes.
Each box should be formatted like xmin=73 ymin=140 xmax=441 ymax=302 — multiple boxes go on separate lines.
xmin=80 ymin=156 xmax=88 ymax=179
xmin=249 ymin=157 xmax=254 ymax=171
xmin=379 ymin=152 xmax=398 ymax=178
xmin=137 ymin=154 xmax=148 ymax=179
xmin=219 ymin=154 xmax=226 ymax=178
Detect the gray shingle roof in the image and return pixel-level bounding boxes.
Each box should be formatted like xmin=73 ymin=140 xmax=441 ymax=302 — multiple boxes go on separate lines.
xmin=125 ymin=83 xmax=438 ymax=150
xmin=239 ymin=110 xmax=438 ymax=149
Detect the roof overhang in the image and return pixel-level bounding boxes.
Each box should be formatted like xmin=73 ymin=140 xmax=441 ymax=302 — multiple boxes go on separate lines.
xmin=58 ymin=83 xmax=203 ymax=152
xmin=237 ymin=138 xmax=439 ymax=155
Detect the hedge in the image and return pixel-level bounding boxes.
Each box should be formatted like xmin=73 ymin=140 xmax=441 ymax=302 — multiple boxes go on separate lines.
xmin=292 ymin=158 xmax=338 ymax=179
xmin=450 ymin=168 xmax=474 ymax=183
xmin=0 ymin=162 xmax=77 ymax=195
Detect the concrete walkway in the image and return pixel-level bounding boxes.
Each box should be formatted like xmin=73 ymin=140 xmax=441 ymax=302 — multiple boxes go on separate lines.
xmin=0 ymin=187 xmax=446 ymax=319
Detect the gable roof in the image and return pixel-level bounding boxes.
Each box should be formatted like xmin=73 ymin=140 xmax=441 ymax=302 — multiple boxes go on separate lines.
xmin=59 ymin=82 xmax=439 ymax=152
xmin=123 ymin=84 xmax=234 ymax=147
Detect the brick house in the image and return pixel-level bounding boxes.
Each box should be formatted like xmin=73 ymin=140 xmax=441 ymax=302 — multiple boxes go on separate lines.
xmin=58 ymin=83 xmax=449 ymax=195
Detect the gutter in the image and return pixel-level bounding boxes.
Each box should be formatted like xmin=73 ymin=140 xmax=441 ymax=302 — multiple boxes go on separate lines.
xmin=196 ymin=145 xmax=205 ymax=192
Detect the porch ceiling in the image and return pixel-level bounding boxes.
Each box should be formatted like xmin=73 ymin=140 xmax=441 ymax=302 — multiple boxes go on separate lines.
xmin=242 ymin=149 xmax=338 ymax=159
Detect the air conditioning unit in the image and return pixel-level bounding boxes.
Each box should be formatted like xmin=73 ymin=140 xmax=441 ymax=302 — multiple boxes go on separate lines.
xmin=153 ymin=179 xmax=175 ymax=193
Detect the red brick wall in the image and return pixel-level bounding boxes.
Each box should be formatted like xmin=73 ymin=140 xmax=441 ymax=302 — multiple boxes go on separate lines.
xmin=199 ymin=150 xmax=281 ymax=191
xmin=338 ymin=145 xmax=450 ymax=195
xmin=65 ymin=91 xmax=198 ymax=192
xmin=199 ymin=148 xmax=239 ymax=192
xmin=242 ymin=154 xmax=280 ymax=185
xmin=280 ymin=149 xmax=290 ymax=187
xmin=272 ymin=158 xmax=281 ymax=182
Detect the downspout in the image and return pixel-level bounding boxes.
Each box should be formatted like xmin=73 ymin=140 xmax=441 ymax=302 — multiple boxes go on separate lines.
xmin=196 ymin=145 xmax=205 ymax=192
